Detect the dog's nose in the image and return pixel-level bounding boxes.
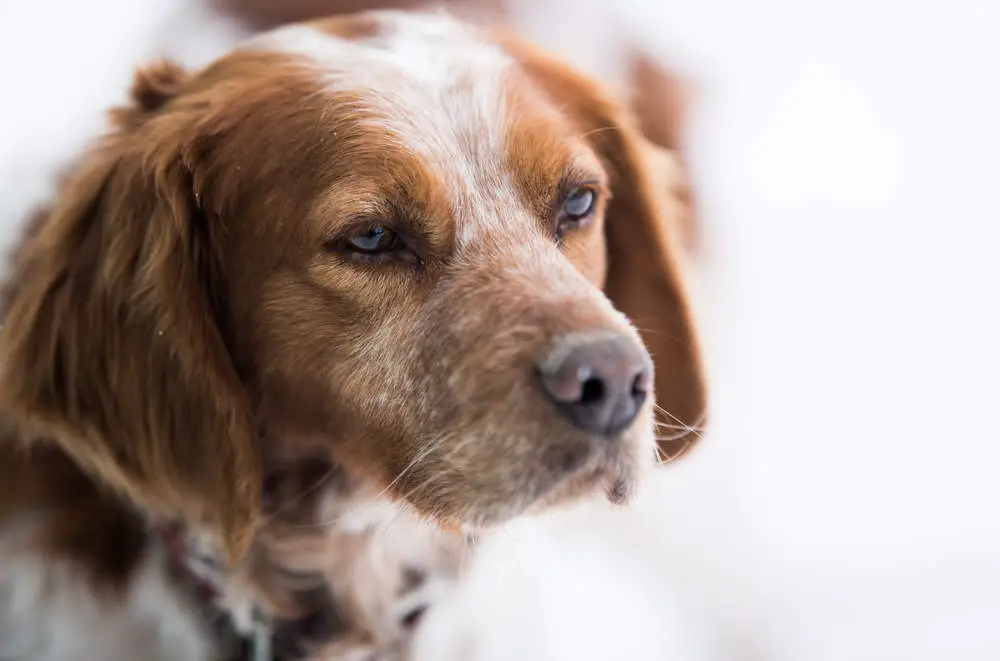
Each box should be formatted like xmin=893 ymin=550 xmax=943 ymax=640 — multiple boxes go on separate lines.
xmin=539 ymin=334 xmax=653 ymax=436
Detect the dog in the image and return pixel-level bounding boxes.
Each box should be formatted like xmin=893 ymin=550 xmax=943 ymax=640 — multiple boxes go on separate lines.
xmin=0 ymin=9 xmax=704 ymax=659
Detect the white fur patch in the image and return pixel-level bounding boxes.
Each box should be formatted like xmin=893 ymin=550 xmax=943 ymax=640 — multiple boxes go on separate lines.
xmin=311 ymin=484 xmax=462 ymax=655
xmin=0 ymin=517 xmax=218 ymax=661
xmin=247 ymin=11 xmax=522 ymax=249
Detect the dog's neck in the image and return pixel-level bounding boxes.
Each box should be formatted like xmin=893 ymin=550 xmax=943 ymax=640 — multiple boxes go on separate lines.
xmin=152 ymin=519 xmax=273 ymax=660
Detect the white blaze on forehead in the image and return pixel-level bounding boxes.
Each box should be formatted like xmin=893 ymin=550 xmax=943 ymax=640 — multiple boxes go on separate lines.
xmin=246 ymin=11 xmax=521 ymax=248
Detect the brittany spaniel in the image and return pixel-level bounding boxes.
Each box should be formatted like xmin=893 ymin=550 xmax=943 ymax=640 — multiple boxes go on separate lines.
xmin=0 ymin=9 xmax=704 ymax=660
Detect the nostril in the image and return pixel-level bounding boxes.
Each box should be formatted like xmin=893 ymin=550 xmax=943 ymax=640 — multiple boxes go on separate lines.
xmin=579 ymin=376 xmax=605 ymax=405
xmin=540 ymin=364 xmax=588 ymax=404
xmin=631 ymin=368 xmax=652 ymax=400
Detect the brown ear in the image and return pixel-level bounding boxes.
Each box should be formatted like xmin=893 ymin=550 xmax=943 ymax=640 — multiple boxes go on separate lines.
xmin=627 ymin=53 xmax=700 ymax=251
xmin=498 ymin=35 xmax=707 ymax=461
xmin=0 ymin=63 xmax=260 ymax=561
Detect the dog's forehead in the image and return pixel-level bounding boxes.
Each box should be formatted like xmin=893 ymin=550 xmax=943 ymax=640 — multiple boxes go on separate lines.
xmin=249 ymin=11 xmax=509 ymax=87
xmin=246 ymin=12 xmax=548 ymax=248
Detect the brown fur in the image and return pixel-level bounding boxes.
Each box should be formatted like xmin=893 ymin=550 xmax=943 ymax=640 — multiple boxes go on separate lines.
xmin=0 ymin=442 xmax=146 ymax=593
xmin=0 ymin=11 xmax=704 ymax=657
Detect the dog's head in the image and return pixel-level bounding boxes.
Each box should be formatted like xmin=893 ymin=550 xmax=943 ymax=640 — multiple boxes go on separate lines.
xmin=0 ymin=11 xmax=704 ymax=560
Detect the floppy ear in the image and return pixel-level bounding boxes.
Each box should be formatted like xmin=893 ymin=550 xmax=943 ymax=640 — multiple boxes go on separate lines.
xmin=0 ymin=62 xmax=260 ymax=561
xmin=498 ymin=35 xmax=707 ymax=460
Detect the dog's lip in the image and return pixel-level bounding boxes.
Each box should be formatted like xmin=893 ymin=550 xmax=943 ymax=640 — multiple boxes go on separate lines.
xmin=430 ymin=458 xmax=638 ymax=533
xmin=535 ymin=448 xmax=639 ymax=511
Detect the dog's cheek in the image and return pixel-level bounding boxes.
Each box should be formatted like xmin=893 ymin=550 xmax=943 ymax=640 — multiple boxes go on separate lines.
xmin=563 ymin=215 xmax=609 ymax=287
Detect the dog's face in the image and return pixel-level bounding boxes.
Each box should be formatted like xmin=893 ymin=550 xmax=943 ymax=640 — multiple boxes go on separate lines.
xmin=233 ymin=14 xmax=679 ymax=525
xmin=0 ymin=11 xmax=704 ymax=557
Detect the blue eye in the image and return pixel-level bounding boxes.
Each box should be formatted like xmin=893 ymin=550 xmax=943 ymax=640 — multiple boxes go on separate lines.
xmin=562 ymin=187 xmax=596 ymax=220
xmin=556 ymin=186 xmax=599 ymax=242
xmin=346 ymin=226 xmax=401 ymax=254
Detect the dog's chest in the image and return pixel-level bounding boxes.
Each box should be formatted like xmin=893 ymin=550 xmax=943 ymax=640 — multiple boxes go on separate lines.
xmin=0 ymin=472 xmax=463 ymax=661
xmin=0 ymin=527 xmax=221 ymax=661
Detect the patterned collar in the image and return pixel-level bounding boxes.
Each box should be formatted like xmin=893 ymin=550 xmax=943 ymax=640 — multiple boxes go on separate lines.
xmin=153 ymin=521 xmax=274 ymax=661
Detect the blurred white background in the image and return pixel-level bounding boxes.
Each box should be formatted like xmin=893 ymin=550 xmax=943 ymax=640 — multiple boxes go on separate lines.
xmin=1 ymin=1 xmax=998 ymax=659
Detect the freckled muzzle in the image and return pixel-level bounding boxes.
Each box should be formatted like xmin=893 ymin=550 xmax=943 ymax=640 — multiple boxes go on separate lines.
xmin=387 ymin=244 xmax=656 ymax=526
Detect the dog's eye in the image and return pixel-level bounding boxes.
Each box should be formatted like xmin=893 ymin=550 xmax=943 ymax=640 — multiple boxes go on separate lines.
xmin=346 ymin=226 xmax=401 ymax=254
xmin=562 ymin=187 xmax=596 ymax=220
xmin=556 ymin=186 xmax=598 ymax=240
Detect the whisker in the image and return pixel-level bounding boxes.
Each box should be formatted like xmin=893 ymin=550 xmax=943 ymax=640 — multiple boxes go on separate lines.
xmin=653 ymin=438 xmax=693 ymax=465
xmin=655 ymin=426 xmax=700 ymax=443
xmin=296 ymin=440 xmax=445 ymax=530
xmin=654 ymin=414 xmax=706 ymax=435
xmin=654 ymin=404 xmax=706 ymax=442
xmin=631 ymin=324 xmax=699 ymax=352
xmin=632 ymin=326 xmax=685 ymax=341
xmin=400 ymin=468 xmax=451 ymax=505
xmin=654 ymin=420 xmax=705 ymax=433
xmin=651 ymin=404 xmax=705 ymax=464
xmin=380 ymin=442 xmax=442 ymax=495
xmin=579 ymin=125 xmax=625 ymax=140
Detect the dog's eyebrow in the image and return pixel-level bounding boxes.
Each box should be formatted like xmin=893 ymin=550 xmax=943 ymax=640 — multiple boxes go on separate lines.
xmin=314 ymin=178 xmax=434 ymax=231
xmin=557 ymin=163 xmax=610 ymax=194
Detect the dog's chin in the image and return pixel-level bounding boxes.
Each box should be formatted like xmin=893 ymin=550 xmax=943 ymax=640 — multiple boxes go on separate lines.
xmin=457 ymin=442 xmax=651 ymax=531
xmin=532 ymin=447 xmax=645 ymax=513
xmin=376 ymin=423 xmax=655 ymax=534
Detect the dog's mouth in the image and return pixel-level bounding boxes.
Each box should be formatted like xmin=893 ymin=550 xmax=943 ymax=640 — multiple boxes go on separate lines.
xmin=398 ymin=456 xmax=640 ymax=533
xmin=356 ymin=419 xmax=653 ymax=533
xmin=522 ymin=440 xmax=645 ymax=518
